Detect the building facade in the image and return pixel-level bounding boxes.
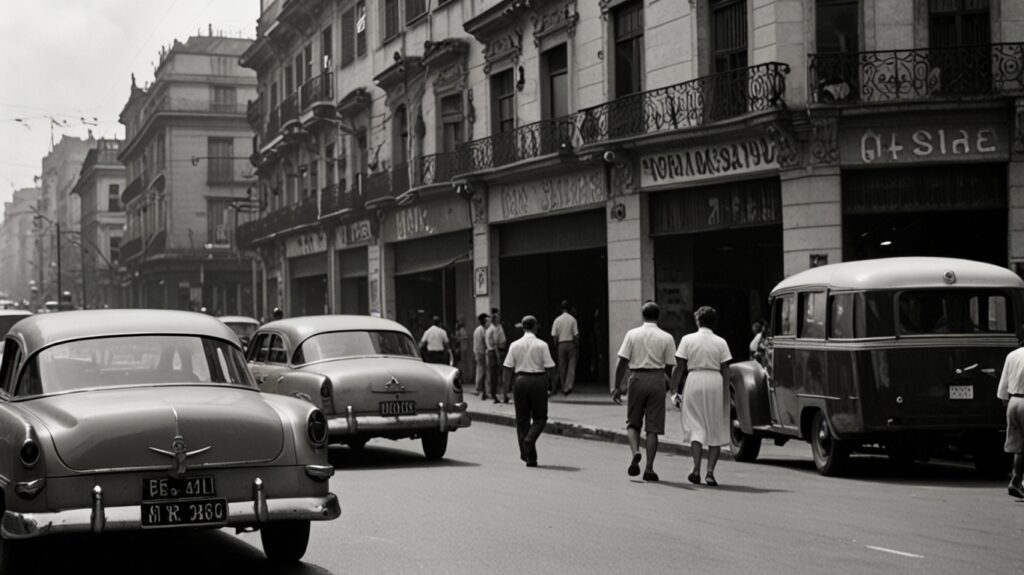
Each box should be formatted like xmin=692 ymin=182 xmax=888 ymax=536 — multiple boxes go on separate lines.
xmin=70 ymin=139 xmax=126 ymax=309
xmin=118 ymin=34 xmax=259 ymax=315
xmin=39 ymin=135 xmax=95 ymax=305
xmin=0 ymin=187 xmax=42 ymax=305
xmin=240 ymin=0 xmax=1024 ymax=390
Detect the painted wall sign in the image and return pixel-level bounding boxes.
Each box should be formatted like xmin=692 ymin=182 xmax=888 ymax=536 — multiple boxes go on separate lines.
xmin=382 ymin=195 xmax=471 ymax=243
xmin=489 ymin=168 xmax=606 ymax=223
xmin=474 ymin=266 xmax=489 ymax=297
xmin=285 ymin=230 xmax=327 ymax=258
xmin=840 ymin=121 xmax=1008 ymax=165
xmin=640 ymin=136 xmax=779 ymax=189
xmin=335 ymin=219 xmax=373 ymax=247
xmin=650 ymin=178 xmax=781 ymax=235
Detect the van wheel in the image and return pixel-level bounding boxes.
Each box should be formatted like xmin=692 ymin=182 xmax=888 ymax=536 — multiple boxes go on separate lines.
xmin=973 ymin=440 xmax=1011 ymax=479
xmin=729 ymin=391 xmax=761 ymax=462
xmin=261 ymin=520 xmax=311 ymax=563
xmin=422 ymin=431 xmax=449 ymax=460
xmin=810 ymin=411 xmax=849 ymax=476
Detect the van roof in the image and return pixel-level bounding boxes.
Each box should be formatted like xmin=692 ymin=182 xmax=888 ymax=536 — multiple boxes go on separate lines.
xmin=772 ymin=257 xmax=1024 ymax=294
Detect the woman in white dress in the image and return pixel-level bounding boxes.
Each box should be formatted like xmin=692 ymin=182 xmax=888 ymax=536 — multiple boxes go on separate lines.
xmin=671 ymin=306 xmax=732 ymax=486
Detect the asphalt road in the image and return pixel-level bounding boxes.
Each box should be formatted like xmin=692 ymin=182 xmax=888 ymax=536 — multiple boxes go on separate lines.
xmin=21 ymin=423 xmax=1024 ymax=575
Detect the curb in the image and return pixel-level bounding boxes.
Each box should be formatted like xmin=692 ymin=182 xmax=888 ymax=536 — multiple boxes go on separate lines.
xmin=468 ymin=409 xmax=735 ymax=460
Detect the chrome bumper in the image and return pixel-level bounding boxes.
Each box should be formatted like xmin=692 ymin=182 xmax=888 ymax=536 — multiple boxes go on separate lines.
xmin=328 ymin=401 xmax=471 ymax=438
xmin=1 ymin=492 xmax=341 ymax=540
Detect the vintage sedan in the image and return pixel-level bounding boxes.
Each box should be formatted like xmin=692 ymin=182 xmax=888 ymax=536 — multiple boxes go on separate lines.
xmin=218 ymin=315 xmax=261 ymax=351
xmin=0 ymin=310 xmax=30 ymax=337
xmin=0 ymin=310 xmax=340 ymax=571
xmin=247 ymin=316 xmax=470 ymax=459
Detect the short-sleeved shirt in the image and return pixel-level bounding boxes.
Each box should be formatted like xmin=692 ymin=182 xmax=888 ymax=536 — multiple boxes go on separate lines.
xmin=503 ymin=332 xmax=556 ymax=373
xmin=421 ymin=325 xmax=449 ymax=352
xmin=551 ymin=312 xmax=579 ymax=343
xmin=676 ymin=327 xmax=732 ymax=370
xmin=998 ymin=347 xmax=1024 ymax=400
xmin=486 ymin=324 xmax=507 ymax=352
xmin=617 ymin=322 xmax=676 ymax=369
xmin=473 ymin=325 xmax=488 ymax=355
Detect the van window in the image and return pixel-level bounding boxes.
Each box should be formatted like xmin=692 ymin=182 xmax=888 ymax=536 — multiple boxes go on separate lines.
xmin=898 ymin=290 xmax=1013 ymax=335
xmin=829 ymin=293 xmax=855 ymax=339
xmin=855 ymin=292 xmax=895 ymax=337
xmin=799 ymin=292 xmax=826 ymax=339
xmin=772 ymin=295 xmax=796 ymax=336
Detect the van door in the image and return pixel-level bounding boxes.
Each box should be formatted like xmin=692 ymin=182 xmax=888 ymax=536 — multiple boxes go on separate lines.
xmin=792 ymin=290 xmax=827 ymax=432
xmin=767 ymin=293 xmax=798 ymax=429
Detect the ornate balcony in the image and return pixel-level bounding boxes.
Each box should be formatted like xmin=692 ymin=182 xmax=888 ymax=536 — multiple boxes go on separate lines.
xmin=280 ymin=93 xmax=299 ymax=127
xmin=300 ymin=72 xmax=334 ymax=113
xmin=809 ymin=43 xmax=1024 ymax=104
xmin=266 ymin=107 xmax=280 ymax=141
xmin=320 ymin=183 xmax=362 ymax=218
xmin=364 ymin=171 xmax=394 ymax=207
xmin=246 ymin=97 xmax=262 ymax=128
xmin=413 ymin=152 xmax=456 ymax=187
xmin=235 ymin=196 xmax=320 ymax=247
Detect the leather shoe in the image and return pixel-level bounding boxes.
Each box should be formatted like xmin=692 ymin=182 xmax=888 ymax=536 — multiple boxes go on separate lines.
xmin=687 ymin=471 xmax=701 ymax=485
xmin=642 ymin=470 xmax=659 ymax=482
xmin=627 ymin=453 xmax=641 ymax=477
xmin=1009 ymin=480 xmax=1024 ymax=499
xmin=705 ymin=473 xmax=718 ymax=487
xmin=526 ymin=460 xmax=538 ymax=467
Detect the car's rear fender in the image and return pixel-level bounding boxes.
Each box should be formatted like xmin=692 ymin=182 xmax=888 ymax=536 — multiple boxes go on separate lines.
xmin=730 ymin=361 xmax=771 ymax=433
xmin=276 ymin=371 xmax=334 ymax=414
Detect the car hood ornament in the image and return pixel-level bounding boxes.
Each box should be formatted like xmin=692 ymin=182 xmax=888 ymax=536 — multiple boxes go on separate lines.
xmin=148 ymin=407 xmax=211 ymax=478
xmin=384 ymin=376 xmax=404 ymax=391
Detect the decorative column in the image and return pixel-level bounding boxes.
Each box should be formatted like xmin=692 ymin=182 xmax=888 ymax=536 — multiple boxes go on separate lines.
xmin=468 ymin=184 xmax=498 ymax=315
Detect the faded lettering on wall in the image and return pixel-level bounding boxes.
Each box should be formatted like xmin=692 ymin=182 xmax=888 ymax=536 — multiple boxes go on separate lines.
xmin=490 ymin=168 xmax=606 ymax=223
xmin=640 ymin=137 xmax=779 ymax=188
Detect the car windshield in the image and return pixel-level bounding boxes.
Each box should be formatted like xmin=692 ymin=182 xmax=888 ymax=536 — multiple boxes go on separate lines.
xmin=16 ymin=335 xmax=254 ymax=397
xmin=898 ymin=290 xmax=1013 ymax=335
xmin=296 ymin=330 xmax=419 ymax=364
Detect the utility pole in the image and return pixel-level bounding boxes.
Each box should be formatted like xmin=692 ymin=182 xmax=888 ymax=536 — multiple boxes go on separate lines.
xmin=56 ymin=221 xmax=62 ymax=305
xmin=80 ymin=231 xmax=87 ymax=308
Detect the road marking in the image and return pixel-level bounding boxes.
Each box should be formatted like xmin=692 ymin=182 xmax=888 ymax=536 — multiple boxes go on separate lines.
xmin=865 ymin=545 xmax=924 ymax=559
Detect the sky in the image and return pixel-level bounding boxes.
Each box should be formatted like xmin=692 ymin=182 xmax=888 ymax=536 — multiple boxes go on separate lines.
xmin=0 ymin=0 xmax=260 ymax=208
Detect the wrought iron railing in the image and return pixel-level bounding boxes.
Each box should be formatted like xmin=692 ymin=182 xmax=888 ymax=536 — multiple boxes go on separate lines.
xmin=391 ymin=162 xmax=410 ymax=197
xmin=266 ymin=107 xmax=280 ymax=141
xmin=413 ymin=152 xmax=456 ymax=187
xmin=281 ymin=93 xmax=299 ymax=125
xmin=320 ymin=183 xmax=362 ymax=216
xmin=120 ymin=237 xmax=143 ymax=260
xmin=364 ymin=171 xmax=393 ymax=205
xmin=246 ymin=97 xmax=262 ymax=128
xmin=235 ymin=196 xmax=321 ymax=247
xmin=809 ymin=43 xmax=1024 ymax=104
xmin=300 ymin=72 xmax=334 ymax=111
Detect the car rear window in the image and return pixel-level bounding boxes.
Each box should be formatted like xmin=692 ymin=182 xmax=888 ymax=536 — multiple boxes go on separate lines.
xmin=898 ymin=289 xmax=1013 ymax=335
xmin=295 ymin=330 xmax=419 ymax=364
xmin=16 ymin=335 xmax=254 ymax=397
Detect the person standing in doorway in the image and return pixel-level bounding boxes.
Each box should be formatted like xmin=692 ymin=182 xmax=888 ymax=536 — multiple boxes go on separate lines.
xmin=612 ymin=301 xmax=676 ymax=482
xmin=473 ymin=313 xmax=490 ymax=398
xmin=503 ymin=315 xmax=556 ymax=467
xmin=672 ymin=306 xmax=732 ymax=487
xmin=551 ymin=300 xmax=579 ymax=397
xmin=486 ymin=310 xmax=509 ymax=403
xmin=420 ymin=316 xmax=451 ymax=365
xmin=749 ymin=319 xmax=765 ymax=362
xmin=997 ymin=342 xmax=1024 ymax=499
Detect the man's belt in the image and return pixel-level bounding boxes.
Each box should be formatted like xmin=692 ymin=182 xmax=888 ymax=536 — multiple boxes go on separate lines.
xmin=631 ymin=368 xmax=663 ymax=372
xmin=515 ymin=371 xmax=546 ymax=376
xmin=1011 ymin=393 xmax=1024 ymax=398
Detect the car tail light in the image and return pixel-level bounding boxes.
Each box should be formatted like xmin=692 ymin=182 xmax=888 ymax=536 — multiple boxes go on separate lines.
xmin=452 ymin=370 xmax=463 ymax=393
xmin=320 ymin=380 xmax=332 ymax=399
xmin=20 ymin=439 xmax=40 ymax=468
xmin=307 ymin=410 xmax=328 ymax=446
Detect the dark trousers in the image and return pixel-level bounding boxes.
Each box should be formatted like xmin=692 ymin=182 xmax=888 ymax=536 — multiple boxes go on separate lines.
xmin=513 ymin=373 xmax=549 ymax=462
xmin=424 ymin=350 xmax=448 ymax=365
xmin=488 ymin=350 xmax=507 ymax=398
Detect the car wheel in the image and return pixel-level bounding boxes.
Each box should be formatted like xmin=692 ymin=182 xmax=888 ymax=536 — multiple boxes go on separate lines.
xmin=421 ymin=431 xmax=449 ymax=460
xmin=346 ymin=438 xmax=368 ymax=452
xmin=729 ymin=389 xmax=761 ymax=463
xmin=810 ymin=411 xmax=849 ymax=477
xmin=260 ymin=520 xmax=311 ymax=563
xmin=973 ymin=438 xmax=1011 ymax=479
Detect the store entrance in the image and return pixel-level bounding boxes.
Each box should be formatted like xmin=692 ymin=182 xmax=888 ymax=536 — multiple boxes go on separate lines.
xmin=291 ymin=275 xmax=327 ymax=316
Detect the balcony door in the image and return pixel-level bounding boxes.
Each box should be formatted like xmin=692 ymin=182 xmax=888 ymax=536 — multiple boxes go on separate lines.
xmin=541 ymin=44 xmax=570 ymax=155
xmin=490 ymin=69 xmax=516 ymax=167
xmin=609 ymin=0 xmax=644 ymax=139
xmin=929 ymin=0 xmax=991 ymax=95
xmin=709 ymin=0 xmax=748 ymax=121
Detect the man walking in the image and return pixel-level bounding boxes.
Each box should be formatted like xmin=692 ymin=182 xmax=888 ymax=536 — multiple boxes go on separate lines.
xmin=486 ymin=310 xmax=508 ymax=403
xmin=504 ymin=315 xmax=556 ymax=467
xmin=473 ymin=313 xmax=490 ymax=398
xmin=551 ymin=300 xmax=579 ymax=396
xmin=998 ymin=344 xmax=1024 ymax=498
xmin=420 ymin=316 xmax=451 ymax=365
xmin=612 ymin=301 xmax=676 ymax=482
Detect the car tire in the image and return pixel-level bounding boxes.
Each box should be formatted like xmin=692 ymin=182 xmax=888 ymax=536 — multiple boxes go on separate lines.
xmin=261 ymin=520 xmax=311 ymax=563
xmin=421 ymin=431 xmax=449 ymax=460
xmin=346 ymin=438 xmax=368 ymax=452
xmin=973 ymin=439 xmax=1011 ymax=479
xmin=729 ymin=389 xmax=761 ymax=463
xmin=810 ymin=411 xmax=849 ymax=477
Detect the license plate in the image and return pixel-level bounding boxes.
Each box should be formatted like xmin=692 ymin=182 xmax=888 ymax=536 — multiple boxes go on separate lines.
xmin=143 ymin=476 xmax=216 ymax=500
xmin=380 ymin=400 xmax=416 ymax=416
xmin=141 ymin=498 xmax=227 ymax=528
xmin=949 ymin=385 xmax=974 ymax=400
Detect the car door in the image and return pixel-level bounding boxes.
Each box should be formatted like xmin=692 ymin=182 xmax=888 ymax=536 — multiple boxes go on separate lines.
xmin=247 ymin=333 xmax=271 ymax=389
xmin=260 ymin=333 xmax=292 ymax=395
xmin=792 ymin=290 xmax=827 ymax=431
xmin=767 ymin=293 xmax=798 ymax=429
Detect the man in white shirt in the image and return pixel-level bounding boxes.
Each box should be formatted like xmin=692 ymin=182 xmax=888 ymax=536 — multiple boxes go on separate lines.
xmin=551 ymin=300 xmax=579 ymax=397
xmin=486 ymin=310 xmax=509 ymax=404
xmin=998 ymin=345 xmax=1024 ymax=498
xmin=420 ymin=316 xmax=450 ymax=365
xmin=612 ymin=302 xmax=676 ymax=482
xmin=472 ymin=313 xmax=490 ymax=398
xmin=504 ymin=315 xmax=556 ymax=467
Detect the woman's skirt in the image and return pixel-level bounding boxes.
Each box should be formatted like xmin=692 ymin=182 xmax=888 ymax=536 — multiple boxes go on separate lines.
xmin=680 ymin=370 xmax=730 ymax=447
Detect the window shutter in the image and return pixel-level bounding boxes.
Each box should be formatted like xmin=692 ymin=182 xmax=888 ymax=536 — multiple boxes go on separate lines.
xmin=341 ymin=9 xmax=355 ymax=66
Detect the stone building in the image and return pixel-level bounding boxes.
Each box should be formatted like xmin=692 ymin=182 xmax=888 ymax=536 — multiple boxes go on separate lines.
xmin=118 ymin=34 xmax=259 ymax=314
xmin=0 ymin=187 xmax=42 ymax=304
xmin=39 ymin=135 xmax=94 ymax=304
xmin=70 ymin=139 xmax=126 ymax=308
xmin=240 ymin=0 xmax=1024 ymax=390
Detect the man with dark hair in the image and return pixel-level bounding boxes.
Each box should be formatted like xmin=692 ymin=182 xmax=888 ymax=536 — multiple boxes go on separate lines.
xmin=551 ymin=299 xmax=579 ymax=396
xmin=420 ymin=316 xmax=451 ymax=365
xmin=473 ymin=313 xmax=490 ymax=397
xmin=271 ymin=307 xmax=283 ymax=321
xmin=504 ymin=315 xmax=556 ymax=467
xmin=486 ymin=309 xmax=508 ymax=403
xmin=612 ymin=301 xmax=676 ymax=482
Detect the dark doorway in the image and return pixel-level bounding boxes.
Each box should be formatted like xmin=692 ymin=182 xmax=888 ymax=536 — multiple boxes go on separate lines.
xmin=291 ymin=275 xmax=327 ymax=316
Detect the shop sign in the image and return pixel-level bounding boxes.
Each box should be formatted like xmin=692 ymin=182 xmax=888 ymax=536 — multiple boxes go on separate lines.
xmin=840 ymin=122 xmax=1008 ymax=166
xmin=650 ymin=179 xmax=781 ymax=235
xmin=640 ymin=136 xmax=778 ymax=189
xmin=383 ymin=196 xmax=471 ymax=243
xmin=285 ymin=230 xmax=327 ymax=258
xmin=336 ymin=219 xmax=373 ymax=247
xmin=489 ymin=168 xmax=606 ymax=223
